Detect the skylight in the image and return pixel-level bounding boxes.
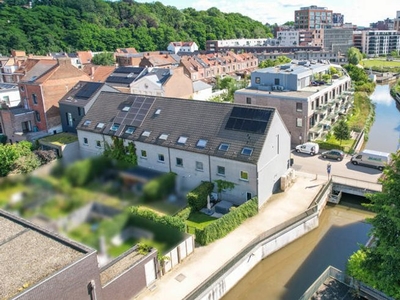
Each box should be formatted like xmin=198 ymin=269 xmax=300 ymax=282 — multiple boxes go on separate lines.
xmin=219 ymin=143 xmax=230 ymax=151
xmin=177 ymin=136 xmax=188 ymax=144
xmin=196 ymin=139 xmax=208 ymax=148
xmin=142 ymin=130 xmax=151 ymax=137
xmin=96 ymin=122 xmax=105 ymax=129
xmin=155 ymin=108 xmax=162 ymax=115
xmin=125 ymin=126 xmax=135 ymax=134
xmin=110 ymin=123 xmax=120 ymax=132
xmin=83 ymin=120 xmax=91 ymax=126
xmin=122 ymin=106 xmax=130 ymax=112
xmin=159 ymin=133 xmax=169 ymax=140
xmin=241 ymin=147 xmax=254 ymax=156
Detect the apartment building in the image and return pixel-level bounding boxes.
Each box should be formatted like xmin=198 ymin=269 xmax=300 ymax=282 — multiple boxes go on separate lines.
xmin=294 ymin=5 xmax=333 ymax=30
xmin=77 ymin=93 xmax=291 ymax=208
xmin=234 ymin=61 xmax=352 ymax=146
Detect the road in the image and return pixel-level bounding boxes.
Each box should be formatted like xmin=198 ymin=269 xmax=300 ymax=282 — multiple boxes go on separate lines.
xmin=291 ymin=150 xmax=383 ymax=183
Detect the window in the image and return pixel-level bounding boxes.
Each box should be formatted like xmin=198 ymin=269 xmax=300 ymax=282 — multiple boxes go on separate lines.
xmin=83 ymin=120 xmax=91 ymax=126
xmin=35 ymin=111 xmax=41 ymax=122
xmin=159 ymin=133 xmax=169 ymax=140
xmin=141 ymin=150 xmax=147 ymax=158
xmin=78 ymin=107 xmax=83 ymax=116
xmin=255 ymin=77 xmax=260 ymax=84
xmin=241 ymin=147 xmax=253 ymax=156
xmin=96 ymin=141 xmax=101 ymax=148
xmin=177 ymin=136 xmax=188 ymax=145
xmin=110 ymin=123 xmax=120 ymax=132
xmin=32 ymin=94 xmax=37 ymax=104
xmin=20 ymin=85 xmax=25 ymax=92
xmin=83 ymin=137 xmax=88 ymax=145
xmin=125 ymin=126 xmax=135 ymax=134
xmin=196 ymin=139 xmax=208 ymax=148
xmin=96 ymin=122 xmax=105 ymax=129
xmin=158 ymin=154 xmax=165 ymax=162
xmin=296 ymin=102 xmax=303 ymax=112
xmin=296 ymin=118 xmax=303 ymax=127
xmin=217 ymin=166 xmax=225 ymax=176
xmin=196 ymin=161 xmax=203 ymax=171
xmin=246 ymin=97 xmax=251 ymax=104
xmin=219 ymin=143 xmax=230 ymax=151
xmin=240 ymin=171 xmax=249 ymax=181
xmin=274 ymin=78 xmax=280 ymax=85
xmin=66 ymin=112 xmax=73 ymax=127
xmin=3 ymin=96 xmax=10 ymax=105
xmin=122 ymin=106 xmax=130 ymax=112
xmin=176 ymin=157 xmax=183 ymax=167
xmin=142 ymin=130 xmax=151 ymax=137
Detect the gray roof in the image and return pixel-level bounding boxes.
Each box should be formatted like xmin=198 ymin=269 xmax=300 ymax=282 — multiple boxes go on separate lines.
xmin=0 ymin=210 xmax=91 ymax=300
xmin=106 ymin=67 xmax=146 ymax=85
xmin=59 ymin=81 xmax=104 ymax=107
xmin=193 ymin=80 xmax=212 ymax=92
xmin=10 ymin=107 xmax=34 ymax=115
xmin=78 ymin=92 xmax=277 ymax=164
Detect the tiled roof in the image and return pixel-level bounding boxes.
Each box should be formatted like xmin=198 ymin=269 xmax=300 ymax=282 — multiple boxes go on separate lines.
xmin=78 ymin=93 xmax=276 ymax=164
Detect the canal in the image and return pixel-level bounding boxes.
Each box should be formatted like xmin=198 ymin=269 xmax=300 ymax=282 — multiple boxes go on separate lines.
xmin=223 ymin=84 xmax=399 ymax=300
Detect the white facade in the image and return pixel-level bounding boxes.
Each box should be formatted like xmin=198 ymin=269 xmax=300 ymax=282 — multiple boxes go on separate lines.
xmin=361 ymin=30 xmax=400 ymax=57
xmin=0 ymin=83 xmax=21 ymax=107
xmin=277 ymin=31 xmax=300 ymax=47
xmin=167 ymin=42 xmax=199 ymax=54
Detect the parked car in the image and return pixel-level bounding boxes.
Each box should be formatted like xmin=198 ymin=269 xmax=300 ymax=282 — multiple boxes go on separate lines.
xmin=321 ymin=149 xmax=344 ymax=161
xmin=295 ymin=142 xmax=319 ymax=156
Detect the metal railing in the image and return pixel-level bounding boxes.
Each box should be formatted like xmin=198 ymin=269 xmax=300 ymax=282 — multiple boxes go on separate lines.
xmin=332 ymin=175 xmax=382 ymax=192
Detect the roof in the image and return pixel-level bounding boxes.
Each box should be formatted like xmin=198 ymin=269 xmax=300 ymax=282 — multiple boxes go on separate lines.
xmin=9 ymin=107 xmax=34 ymax=115
xmin=0 ymin=83 xmax=18 ymax=90
xmin=0 ymin=209 xmax=90 ymax=300
xmin=105 ymin=67 xmax=146 ymax=85
xmin=19 ymin=60 xmax=58 ymax=83
xmin=77 ymin=93 xmax=277 ymax=164
xmin=193 ymin=80 xmax=212 ymax=92
xmin=59 ymin=81 xmax=104 ymax=107
xmin=143 ymin=68 xmax=172 ymax=85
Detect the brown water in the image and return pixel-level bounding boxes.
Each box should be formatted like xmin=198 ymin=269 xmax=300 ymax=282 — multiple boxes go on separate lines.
xmin=222 ymin=199 xmax=374 ymax=300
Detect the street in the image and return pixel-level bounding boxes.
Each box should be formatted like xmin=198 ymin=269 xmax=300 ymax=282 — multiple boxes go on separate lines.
xmin=291 ymin=150 xmax=383 ymax=183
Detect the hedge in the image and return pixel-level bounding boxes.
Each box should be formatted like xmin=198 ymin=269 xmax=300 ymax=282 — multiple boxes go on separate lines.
xmin=195 ymin=198 xmax=258 ymax=245
xmin=130 ymin=206 xmax=186 ymax=232
xmin=143 ymin=172 xmax=176 ymax=202
xmin=186 ymin=181 xmax=214 ymax=211
xmin=174 ymin=206 xmax=192 ymax=220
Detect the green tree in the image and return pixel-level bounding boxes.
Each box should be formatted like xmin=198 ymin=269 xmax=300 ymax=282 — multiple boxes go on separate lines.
xmin=0 ymin=141 xmax=32 ymax=176
xmin=347 ymin=47 xmax=363 ymax=65
xmin=91 ymin=52 xmax=115 ymax=66
xmin=333 ymin=119 xmax=350 ymax=145
xmin=103 ymin=136 xmax=137 ymax=167
xmin=347 ymin=152 xmax=400 ymax=298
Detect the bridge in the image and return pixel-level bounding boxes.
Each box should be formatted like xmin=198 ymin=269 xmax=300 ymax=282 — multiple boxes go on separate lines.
xmin=329 ymin=175 xmax=382 ymax=204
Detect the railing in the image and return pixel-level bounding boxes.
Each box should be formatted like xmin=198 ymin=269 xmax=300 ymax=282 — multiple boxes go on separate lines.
xmin=331 ymin=175 xmax=382 ymax=192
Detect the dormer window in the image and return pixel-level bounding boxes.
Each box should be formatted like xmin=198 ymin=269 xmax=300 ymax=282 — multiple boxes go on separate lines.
xmin=241 ymin=147 xmax=254 ymax=156
xmin=110 ymin=123 xmax=120 ymax=132
xmin=196 ymin=139 xmax=208 ymax=148
xmin=177 ymin=136 xmax=188 ymax=145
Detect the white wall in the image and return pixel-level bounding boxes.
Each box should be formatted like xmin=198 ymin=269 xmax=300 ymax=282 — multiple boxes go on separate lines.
xmin=0 ymin=88 xmax=21 ymax=107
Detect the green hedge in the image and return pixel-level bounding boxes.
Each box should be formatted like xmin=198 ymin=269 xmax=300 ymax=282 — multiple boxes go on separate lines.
xmin=143 ymin=172 xmax=176 ymax=202
xmin=174 ymin=206 xmax=192 ymax=220
xmin=130 ymin=206 xmax=186 ymax=232
xmin=317 ymin=142 xmax=344 ymax=151
xmin=186 ymin=181 xmax=214 ymax=211
xmin=195 ymin=198 xmax=258 ymax=245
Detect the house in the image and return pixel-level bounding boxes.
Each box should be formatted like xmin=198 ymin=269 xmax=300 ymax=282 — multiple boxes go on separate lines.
xmin=0 ymin=209 xmax=158 ymax=300
xmin=82 ymin=64 xmax=116 ymax=82
xmin=0 ymin=83 xmax=22 ymax=137
xmin=139 ymin=52 xmax=180 ymax=68
xmin=167 ymin=41 xmax=199 ymax=54
xmin=192 ymin=80 xmax=213 ymax=100
xmin=76 ymin=93 xmax=291 ymax=208
xmin=234 ymin=61 xmax=352 ymax=146
xmin=59 ymin=81 xmax=120 ymax=133
xmin=9 ymin=58 xmax=91 ymax=142
xmin=76 ymin=51 xmax=94 ymax=68
xmin=115 ymin=53 xmax=143 ymax=67
xmin=105 ymin=66 xmax=147 ymax=93
xmin=130 ymin=67 xmax=193 ymax=98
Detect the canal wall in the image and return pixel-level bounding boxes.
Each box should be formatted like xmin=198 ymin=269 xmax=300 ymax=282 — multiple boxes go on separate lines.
xmin=185 ymin=181 xmax=332 ymax=300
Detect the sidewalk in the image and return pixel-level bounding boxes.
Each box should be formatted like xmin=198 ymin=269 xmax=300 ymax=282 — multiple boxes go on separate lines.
xmin=136 ymin=173 xmax=327 ymax=300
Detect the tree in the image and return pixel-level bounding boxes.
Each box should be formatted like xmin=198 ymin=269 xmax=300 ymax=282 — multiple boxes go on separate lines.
xmin=91 ymin=52 xmax=115 ymax=66
xmin=0 ymin=141 xmax=33 ymax=176
xmin=214 ymin=179 xmax=235 ymax=200
xmin=103 ymin=136 xmax=137 ymax=167
xmin=347 ymin=152 xmax=400 ymax=298
xmin=347 ymin=47 xmax=363 ymax=65
xmin=333 ymin=119 xmax=350 ymax=145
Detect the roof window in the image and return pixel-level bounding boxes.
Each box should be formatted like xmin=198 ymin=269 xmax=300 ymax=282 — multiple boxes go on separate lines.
xmin=177 ymin=136 xmax=188 ymax=145
xmin=241 ymin=147 xmax=254 ymax=156
xmin=142 ymin=130 xmax=151 ymax=137
xmin=196 ymin=139 xmax=208 ymax=148
xmin=219 ymin=143 xmax=230 ymax=151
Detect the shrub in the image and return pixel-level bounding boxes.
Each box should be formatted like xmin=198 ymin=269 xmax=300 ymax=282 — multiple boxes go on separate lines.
xmin=10 ymin=152 xmax=41 ymax=174
xmin=130 ymin=206 xmax=186 ymax=232
xmin=187 ymin=181 xmax=214 ymax=211
xmin=195 ymin=198 xmax=258 ymax=245
xmin=34 ymin=149 xmax=57 ymax=165
xmin=174 ymin=206 xmax=192 ymax=220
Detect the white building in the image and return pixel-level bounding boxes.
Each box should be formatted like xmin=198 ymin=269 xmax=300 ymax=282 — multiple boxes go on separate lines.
xmin=277 ymin=31 xmax=300 ymax=47
xmin=360 ymin=30 xmax=400 ymax=57
xmin=167 ymin=42 xmax=199 ymax=54
xmin=77 ymin=93 xmax=291 ymax=208
xmin=0 ymin=83 xmax=21 ymax=107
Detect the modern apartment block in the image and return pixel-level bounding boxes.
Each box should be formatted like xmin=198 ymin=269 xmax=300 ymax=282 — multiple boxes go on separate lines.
xmin=360 ymin=30 xmax=400 ymax=57
xmin=324 ymin=27 xmax=354 ymax=54
xmin=234 ymin=61 xmax=352 ymax=146
xmin=294 ymin=5 xmax=333 ymax=30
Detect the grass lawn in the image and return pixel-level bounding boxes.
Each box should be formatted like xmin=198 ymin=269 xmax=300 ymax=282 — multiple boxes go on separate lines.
xmin=186 ymin=211 xmax=218 ymax=234
xmin=40 ymin=132 xmax=78 ymax=145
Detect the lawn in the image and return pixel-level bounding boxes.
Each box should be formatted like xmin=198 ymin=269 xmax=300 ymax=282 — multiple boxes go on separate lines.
xmin=40 ymin=132 xmax=78 ymax=145
xmin=361 ymin=59 xmax=400 ymax=68
xmin=186 ymin=211 xmax=218 ymax=234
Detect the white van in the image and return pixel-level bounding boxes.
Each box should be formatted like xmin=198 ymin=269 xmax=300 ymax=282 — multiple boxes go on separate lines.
xmin=295 ymin=142 xmax=319 ymax=156
xmin=351 ymin=149 xmax=391 ymax=171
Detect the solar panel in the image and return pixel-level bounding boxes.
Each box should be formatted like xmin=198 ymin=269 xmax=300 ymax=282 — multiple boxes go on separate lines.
xmin=75 ymin=82 xmax=102 ymax=99
xmin=225 ymin=107 xmax=271 ymax=134
xmin=113 ymin=95 xmax=155 ymax=129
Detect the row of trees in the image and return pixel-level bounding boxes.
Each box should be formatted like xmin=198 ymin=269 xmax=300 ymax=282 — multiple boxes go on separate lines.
xmin=0 ymin=0 xmax=274 ymax=55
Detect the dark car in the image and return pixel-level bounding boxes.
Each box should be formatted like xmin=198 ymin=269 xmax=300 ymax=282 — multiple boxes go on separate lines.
xmin=321 ymin=149 xmax=344 ymax=161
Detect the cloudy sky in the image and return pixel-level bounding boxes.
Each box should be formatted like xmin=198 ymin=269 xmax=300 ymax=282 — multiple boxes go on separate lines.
xmin=135 ymin=0 xmax=399 ymax=27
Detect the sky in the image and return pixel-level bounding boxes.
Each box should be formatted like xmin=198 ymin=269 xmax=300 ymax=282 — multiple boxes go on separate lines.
xmin=135 ymin=0 xmax=399 ymax=28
